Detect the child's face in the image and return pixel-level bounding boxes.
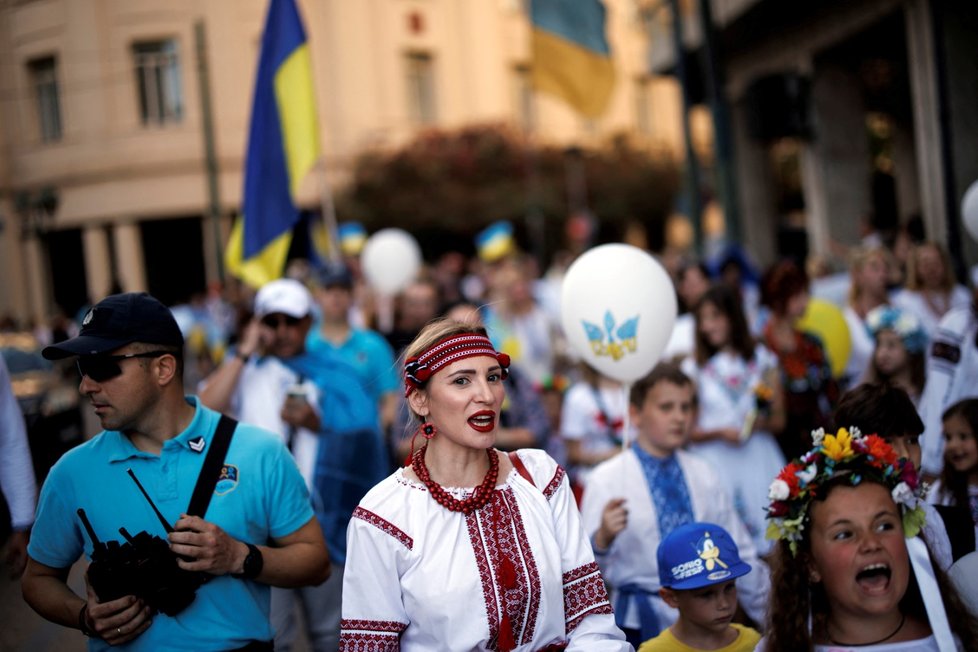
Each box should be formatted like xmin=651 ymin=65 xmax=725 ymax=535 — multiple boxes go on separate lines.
xmin=943 ymin=414 xmax=978 ymax=475
xmin=665 ymin=580 xmax=739 ymax=635
xmin=807 ymin=482 xmax=909 ymax=623
xmin=697 ymin=301 xmax=730 ymax=349
xmin=630 ymin=381 xmax=694 ymax=457
xmin=880 ymin=431 xmax=921 ymax=472
xmin=873 ymin=330 xmax=908 ymax=376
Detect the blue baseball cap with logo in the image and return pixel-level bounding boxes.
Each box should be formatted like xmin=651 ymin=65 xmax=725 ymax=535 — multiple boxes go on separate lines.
xmin=42 ymin=292 xmax=184 ymax=359
xmin=658 ymin=522 xmax=752 ymax=590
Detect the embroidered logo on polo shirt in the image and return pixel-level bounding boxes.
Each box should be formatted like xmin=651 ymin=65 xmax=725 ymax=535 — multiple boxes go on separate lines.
xmin=188 ymin=437 xmax=206 ymax=453
xmin=215 ymin=464 xmax=239 ymax=495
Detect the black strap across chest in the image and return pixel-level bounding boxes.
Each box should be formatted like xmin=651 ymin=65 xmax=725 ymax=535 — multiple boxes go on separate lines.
xmin=187 ymin=414 xmax=237 ymax=518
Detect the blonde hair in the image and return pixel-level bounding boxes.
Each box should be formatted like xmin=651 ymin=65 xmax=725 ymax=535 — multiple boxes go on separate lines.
xmin=905 ymin=241 xmax=955 ymax=292
xmin=846 ymin=246 xmax=890 ymax=306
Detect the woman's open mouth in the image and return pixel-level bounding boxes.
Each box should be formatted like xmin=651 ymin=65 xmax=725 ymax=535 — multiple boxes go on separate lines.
xmin=467 ymin=411 xmax=496 ymax=433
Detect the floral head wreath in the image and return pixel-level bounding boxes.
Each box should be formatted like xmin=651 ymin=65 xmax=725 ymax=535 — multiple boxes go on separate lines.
xmin=404 ymin=334 xmax=510 ymax=397
xmin=865 ymin=305 xmax=928 ymax=354
xmin=766 ymin=426 xmax=927 ymax=556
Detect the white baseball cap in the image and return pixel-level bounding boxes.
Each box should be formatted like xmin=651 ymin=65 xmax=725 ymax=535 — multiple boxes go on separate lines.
xmin=254 ymin=279 xmax=312 ymax=318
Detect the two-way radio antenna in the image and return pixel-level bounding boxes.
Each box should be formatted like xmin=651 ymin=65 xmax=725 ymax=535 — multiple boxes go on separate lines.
xmin=127 ymin=468 xmax=175 ymax=533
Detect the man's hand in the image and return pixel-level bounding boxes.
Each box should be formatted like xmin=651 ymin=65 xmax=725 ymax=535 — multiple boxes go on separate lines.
xmin=5 ymin=530 xmax=29 ymax=578
xmin=84 ymin=582 xmax=152 ymax=645
xmin=169 ymin=515 xmax=248 ymax=576
xmin=280 ymin=395 xmax=321 ymax=433
xmin=594 ymin=498 xmax=628 ymax=551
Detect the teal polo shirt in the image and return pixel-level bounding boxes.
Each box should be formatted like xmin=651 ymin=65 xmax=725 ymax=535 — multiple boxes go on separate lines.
xmin=306 ymin=326 xmax=399 ymax=406
xmin=29 ymin=396 xmax=314 ymax=651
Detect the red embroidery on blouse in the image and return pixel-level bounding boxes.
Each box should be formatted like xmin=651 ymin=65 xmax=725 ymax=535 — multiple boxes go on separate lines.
xmin=339 ymin=619 xmax=406 ymax=652
xmin=562 ymin=561 xmax=613 ymax=633
xmin=352 ymin=506 xmax=413 ymax=550
xmin=466 ymin=487 xmax=543 ymax=650
xmin=543 ymin=466 xmax=565 ymax=500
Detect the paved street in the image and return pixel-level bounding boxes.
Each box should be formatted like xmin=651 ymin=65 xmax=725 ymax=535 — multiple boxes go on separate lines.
xmin=1 ymin=561 xmax=87 ymax=652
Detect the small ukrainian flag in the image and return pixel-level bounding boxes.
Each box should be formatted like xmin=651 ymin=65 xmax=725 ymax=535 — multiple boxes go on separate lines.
xmin=476 ymin=221 xmax=515 ymax=263
xmin=338 ymin=221 xmax=367 ymax=257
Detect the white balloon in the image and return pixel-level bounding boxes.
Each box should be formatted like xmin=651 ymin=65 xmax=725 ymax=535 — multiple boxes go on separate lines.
xmin=560 ymin=244 xmax=677 ymax=383
xmin=963 ymin=179 xmax=978 ymax=243
xmin=361 ymin=228 xmax=422 ymax=295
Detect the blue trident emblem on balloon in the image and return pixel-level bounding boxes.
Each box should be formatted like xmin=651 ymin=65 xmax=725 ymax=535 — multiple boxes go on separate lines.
xmin=582 ymin=311 xmax=640 ymax=361
xmin=561 ymin=244 xmax=677 ymax=449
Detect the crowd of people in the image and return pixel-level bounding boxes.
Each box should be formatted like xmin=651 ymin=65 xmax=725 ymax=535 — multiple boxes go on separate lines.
xmin=2 ymin=232 xmax=978 ymax=651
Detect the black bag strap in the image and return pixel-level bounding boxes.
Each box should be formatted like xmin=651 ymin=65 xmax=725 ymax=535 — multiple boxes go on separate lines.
xmin=187 ymin=414 xmax=237 ymax=518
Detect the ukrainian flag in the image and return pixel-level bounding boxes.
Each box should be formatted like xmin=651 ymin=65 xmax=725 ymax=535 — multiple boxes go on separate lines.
xmin=476 ymin=221 xmax=515 ymax=263
xmin=226 ymin=0 xmax=321 ymax=288
xmin=530 ymin=0 xmax=615 ymax=118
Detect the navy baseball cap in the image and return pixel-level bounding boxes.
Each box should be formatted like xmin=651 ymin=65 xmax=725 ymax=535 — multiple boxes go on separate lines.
xmin=42 ymin=292 xmax=184 ymax=359
xmin=316 ymin=263 xmax=353 ymax=289
xmin=658 ymin=522 xmax=752 ymax=590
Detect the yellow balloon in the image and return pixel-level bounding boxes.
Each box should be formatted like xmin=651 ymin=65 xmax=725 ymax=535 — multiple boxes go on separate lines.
xmin=795 ymin=298 xmax=851 ymax=378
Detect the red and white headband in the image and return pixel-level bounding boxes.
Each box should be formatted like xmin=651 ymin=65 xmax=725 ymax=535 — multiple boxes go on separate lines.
xmin=404 ymin=334 xmax=510 ymax=396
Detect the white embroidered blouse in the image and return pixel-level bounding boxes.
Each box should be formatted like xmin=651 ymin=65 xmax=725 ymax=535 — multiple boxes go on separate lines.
xmin=339 ymin=449 xmax=630 ymax=651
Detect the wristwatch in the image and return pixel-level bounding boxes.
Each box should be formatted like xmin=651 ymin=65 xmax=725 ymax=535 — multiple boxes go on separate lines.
xmin=233 ymin=543 xmax=263 ymax=579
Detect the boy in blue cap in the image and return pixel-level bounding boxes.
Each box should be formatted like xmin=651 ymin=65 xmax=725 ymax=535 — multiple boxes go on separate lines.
xmin=639 ymin=522 xmax=760 ymax=652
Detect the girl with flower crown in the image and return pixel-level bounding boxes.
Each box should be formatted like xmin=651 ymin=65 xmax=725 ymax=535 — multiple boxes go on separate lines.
xmin=865 ymin=305 xmax=928 ymax=407
xmin=763 ymin=427 xmax=978 ymax=651
xmin=682 ymin=284 xmax=787 ymax=555
xmin=339 ymin=320 xmax=631 ymax=651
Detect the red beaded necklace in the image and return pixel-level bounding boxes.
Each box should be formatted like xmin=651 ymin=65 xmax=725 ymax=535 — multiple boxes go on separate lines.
xmin=412 ymin=446 xmax=499 ymax=514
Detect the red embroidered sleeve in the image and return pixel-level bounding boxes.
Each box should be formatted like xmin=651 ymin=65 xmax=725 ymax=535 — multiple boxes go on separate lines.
xmin=562 ymin=561 xmax=614 ymax=633
xmin=543 ymin=465 xmax=566 ymax=500
xmin=352 ymin=506 xmax=413 ymax=550
xmin=339 ymin=619 xmax=406 ymax=651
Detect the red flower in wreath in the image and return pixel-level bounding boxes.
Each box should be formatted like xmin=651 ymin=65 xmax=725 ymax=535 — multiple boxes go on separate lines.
xmin=862 ymin=435 xmax=898 ymax=468
xmin=777 ymin=461 xmax=805 ymax=496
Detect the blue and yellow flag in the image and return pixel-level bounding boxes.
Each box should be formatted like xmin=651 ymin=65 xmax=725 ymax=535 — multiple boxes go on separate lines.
xmin=530 ymin=0 xmax=615 ymax=118
xmin=226 ymin=0 xmax=321 ymax=288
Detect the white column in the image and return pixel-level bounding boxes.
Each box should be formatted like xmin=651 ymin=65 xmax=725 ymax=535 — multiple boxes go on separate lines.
xmin=112 ymin=222 xmax=147 ymax=292
xmin=904 ymin=0 xmax=947 ymax=243
xmin=82 ymin=225 xmax=113 ymax=301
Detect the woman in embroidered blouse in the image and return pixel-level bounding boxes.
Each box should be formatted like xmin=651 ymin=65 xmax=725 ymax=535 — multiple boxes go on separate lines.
xmin=681 ymin=284 xmax=786 ymax=556
xmin=760 ymin=260 xmax=839 ymax=461
xmin=339 ymin=320 xmax=630 ymax=651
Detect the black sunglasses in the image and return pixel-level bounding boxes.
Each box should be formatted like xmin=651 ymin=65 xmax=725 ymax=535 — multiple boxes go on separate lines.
xmin=261 ymin=314 xmax=302 ymax=329
xmin=76 ymin=351 xmax=170 ymax=382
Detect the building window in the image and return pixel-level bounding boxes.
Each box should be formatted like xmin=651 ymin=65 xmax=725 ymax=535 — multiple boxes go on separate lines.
xmin=405 ymin=52 xmax=436 ymax=126
xmin=635 ymin=76 xmax=651 ymax=135
xmin=133 ymin=39 xmax=183 ymax=125
xmin=512 ymin=64 xmax=535 ymax=132
xmin=29 ymin=57 xmax=62 ymax=142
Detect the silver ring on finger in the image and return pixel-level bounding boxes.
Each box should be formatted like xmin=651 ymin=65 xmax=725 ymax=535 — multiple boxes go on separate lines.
xmin=117 ymin=627 xmax=122 ymax=636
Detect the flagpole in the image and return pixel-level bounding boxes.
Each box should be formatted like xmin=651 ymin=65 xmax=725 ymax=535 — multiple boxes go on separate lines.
xmin=319 ymin=163 xmax=342 ymax=264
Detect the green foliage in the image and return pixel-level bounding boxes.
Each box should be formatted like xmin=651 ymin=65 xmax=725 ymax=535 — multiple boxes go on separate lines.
xmin=336 ymin=124 xmax=680 ymax=256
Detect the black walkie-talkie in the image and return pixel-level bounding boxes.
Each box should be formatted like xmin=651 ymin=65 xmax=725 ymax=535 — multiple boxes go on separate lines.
xmin=76 ymin=469 xmax=205 ymax=615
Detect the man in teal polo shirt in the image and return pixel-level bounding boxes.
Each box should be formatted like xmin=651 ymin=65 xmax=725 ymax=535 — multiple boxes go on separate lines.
xmin=21 ymin=292 xmax=330 ymax=651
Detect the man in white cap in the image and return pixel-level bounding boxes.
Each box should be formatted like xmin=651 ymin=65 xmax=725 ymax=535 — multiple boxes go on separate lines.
xmin=200 ymin=278 xmax=387 ymax=652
